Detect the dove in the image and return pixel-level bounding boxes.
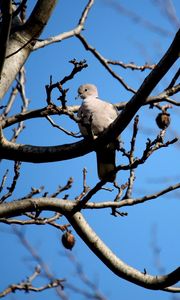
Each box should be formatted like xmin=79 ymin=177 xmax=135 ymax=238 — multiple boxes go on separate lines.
xmin=77 ymin=84 xmax=118 ymax=182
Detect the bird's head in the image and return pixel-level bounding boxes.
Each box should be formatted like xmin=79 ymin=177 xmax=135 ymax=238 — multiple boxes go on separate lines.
xmin=76 ymin=84 xmax=98 ymax=99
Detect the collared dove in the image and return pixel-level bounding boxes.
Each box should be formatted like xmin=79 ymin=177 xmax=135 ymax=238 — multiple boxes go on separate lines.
xmin=77 ymin=84 xmax=119 ymax=182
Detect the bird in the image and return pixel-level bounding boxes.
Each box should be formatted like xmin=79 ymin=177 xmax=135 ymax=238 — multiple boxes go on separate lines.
xmin=77 ymin=84 xmax=119 ymax=182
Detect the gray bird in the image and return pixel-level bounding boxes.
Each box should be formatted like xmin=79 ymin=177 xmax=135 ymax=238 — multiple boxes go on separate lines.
xmin=77 ymin=84 xmax=119 ymax=182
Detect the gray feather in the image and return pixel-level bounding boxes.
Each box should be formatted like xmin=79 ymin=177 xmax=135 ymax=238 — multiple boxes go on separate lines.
xmin=77 ymin=84 xmax=119 ymax=182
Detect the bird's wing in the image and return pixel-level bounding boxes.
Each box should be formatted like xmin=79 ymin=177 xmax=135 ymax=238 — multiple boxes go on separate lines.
xmin=78 ymin=97 xmax=118 ymax=137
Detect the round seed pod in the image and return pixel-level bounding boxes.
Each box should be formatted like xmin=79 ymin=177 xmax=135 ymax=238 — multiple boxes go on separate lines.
xmin=61 ymin=231 xmax=75 ymax=250
xmin=156 ymin=112 xmax=170 ymax=129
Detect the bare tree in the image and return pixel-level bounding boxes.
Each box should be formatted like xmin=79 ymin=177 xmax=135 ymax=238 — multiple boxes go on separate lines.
xmin=0 ymin=1 xmax=180 ymax=299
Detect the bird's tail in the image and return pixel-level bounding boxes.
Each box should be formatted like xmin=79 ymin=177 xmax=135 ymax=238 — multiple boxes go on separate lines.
xmin=96 ymin=143 xmax=116 ymax=182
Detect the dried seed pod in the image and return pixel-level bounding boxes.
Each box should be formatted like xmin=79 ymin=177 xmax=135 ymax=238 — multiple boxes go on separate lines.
xmin=156 ymin=112 xmax=170 ymax=129
xmin=61 ymin=231 xmax=75 ymax=250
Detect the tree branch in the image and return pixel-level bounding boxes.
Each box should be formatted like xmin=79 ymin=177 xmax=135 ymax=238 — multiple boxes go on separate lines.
xmin=12 ymin=226 xmax=67 ymax=299
xmin=76 ymin=33 xmax=136 ymax=93
xmin=107 ymin=59 xmax=156 ymax=71
xmin=67 ymin=211 xmax=180 ymax=290
xmin=0 ymin=196 xmax=179 ymax=291
xmin=0 ymin=180 xmax=179 ymax=219
xmin=0 ymin=0 xmax=57 ymax=99
xmin=0 ymin=0 xmax=12 ymax=79
xmin=22 ymin=0 xmax=58 ymax=37
xmin=0 ymin=183 xmax=179 ymax=217
xmin=1 ymin=83 xmax=179 ymax=130
xmin=122 ymin=115 xmax=139 ymax=199
xmin=0 ymin=161 xmax=21 ymax=203
xmin=0 ymin=213 xmax=70 ymax=231
xmin=0 ymin=266 xmax=64 ymax=297
xmin=33 ymin=0 xmax=94 ymax=50
xmin=0 ymin=29 xmax=179 ymax=162
xmin=85 ymin=182 xmax=180 ymax=209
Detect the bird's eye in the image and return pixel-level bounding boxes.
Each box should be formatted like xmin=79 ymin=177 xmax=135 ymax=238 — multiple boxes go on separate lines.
xmin=84 ymin=88 xmax=88 ymax=91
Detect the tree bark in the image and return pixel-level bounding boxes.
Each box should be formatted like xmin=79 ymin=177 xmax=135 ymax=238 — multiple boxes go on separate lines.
xmin=0 ymin=0 xmax=57 ymax=99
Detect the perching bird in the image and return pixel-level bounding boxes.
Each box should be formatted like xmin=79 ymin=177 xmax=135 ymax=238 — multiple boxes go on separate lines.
xmin=77 ymin=84 xmax=119 ymax=182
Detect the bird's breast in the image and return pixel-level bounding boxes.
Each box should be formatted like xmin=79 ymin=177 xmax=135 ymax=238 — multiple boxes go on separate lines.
xmin=78 ymin=97 xmax=117 ymax=136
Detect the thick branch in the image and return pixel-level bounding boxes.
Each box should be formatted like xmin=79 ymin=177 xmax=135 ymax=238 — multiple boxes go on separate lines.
xmin=108 ymin=29 xmax=180 ymax=142
xmin=0 ymin=198 xmax=179 ymax=290
xmin=0 ymin=198 xmax=75 ymax=218
xmin=0 ymin=127 xmax=90 ymax=162
xmin=0 ymin=0 xmax=57 ymax=99
xmin=0 ymin=29 xmax=179 ymax=161
xmin=21 ymin=0 xmax=58 ymax=38
xmin=0 ymin=0 xmax=12 ymax=79
xmin=67 ymin=211 xmax=180 ymax=290
xmin=0 ymin=183 xmax=179 ymax=216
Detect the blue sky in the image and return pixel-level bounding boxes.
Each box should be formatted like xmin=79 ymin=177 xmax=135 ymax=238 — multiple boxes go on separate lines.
xmin=0 ymin=1 xmax=180 ymax=300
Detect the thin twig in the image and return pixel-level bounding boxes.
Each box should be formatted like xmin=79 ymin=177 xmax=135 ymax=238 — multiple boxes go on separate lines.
xmin=151 ymin=224 xmax=166 ymax=275
xmin=75 ymin=168 xmax=90 ymax=201
xmin=0 ymin=266 xmax=65 ymax=298
xmin=123 ymin=115 xmax=139 ymax=199
xmin=10 ymin=121 xmax=25 ymax=143
xmin=0 ymin=161 xmax=21 ymax=203
xmin=117 ymin=132 xmax=178 ymax=172
xmin=85 ymin=182 xmax=180 ymax=209
xmin=45 ymin=59 xmax=87 ymax=105
xmin=111 ymin=181 xmax=128 ymax=216
xmin=76 ymin=179 xmax=106 ymax=207
xmin=49 ymin=177 xmax=73 ymax=197
xmin=61 ymin=59 xmax=88 ymax=86
xmin=1 ymin=86 xmax=19 ymax=117
xmin=77 ymin=34 xmax=136 ymax=93
xmin=16 ymin=67 xmax=29 ymax=111
xmin=12 ymin=227 xmax=69 ymax=300
xmin=65 ymin=252 xmax=107 ymax=300
xmin=0 ymin=213 xmax=70 ymax=231
xmin=0 ymin=169 xmax=9 ymax=194
xmin=19 ymin=186 xmax=44 ymax=200
xmin=107 ymin=59 xmax=156 ymax=71
xmin=46 ymin=115 xmax=81 ymax=138
xmin=113 ymin=181 xmax=128 ymax=202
